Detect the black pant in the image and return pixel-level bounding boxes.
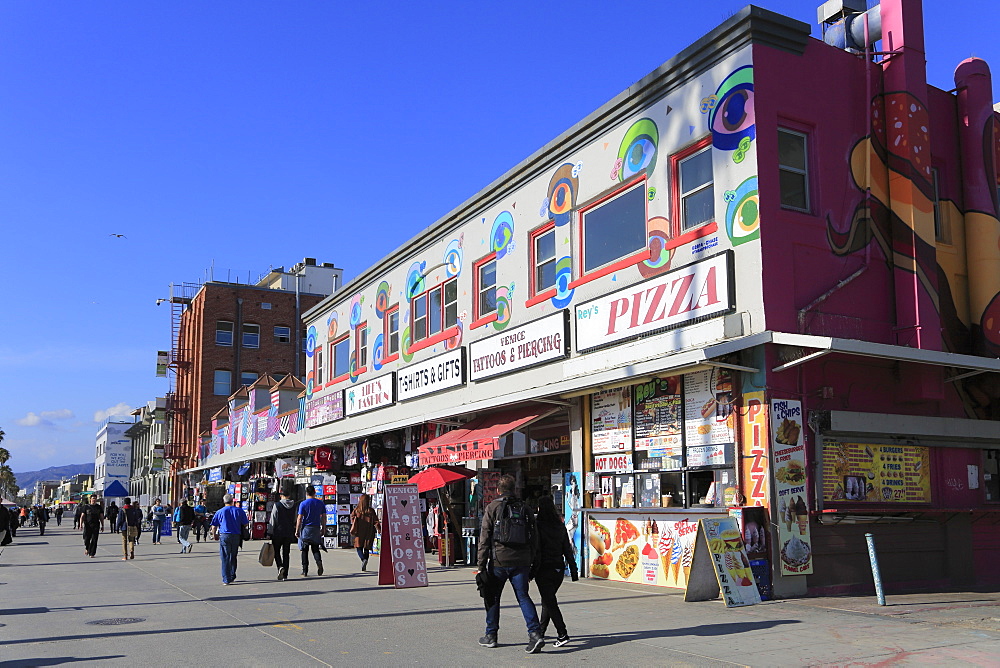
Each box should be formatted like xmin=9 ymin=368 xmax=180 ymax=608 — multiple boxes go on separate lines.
xmin=535 ymin=567 xmax=567 ymax=637
xmin=38 ymin=522 xmax=46 ymax=536
xmin=272 ymin=537 xmax=293 ymax=572
xmin=83 ymin=523 xmax=100 ymax=556
xmin=300 ymin=542 xmax=322 ymax=572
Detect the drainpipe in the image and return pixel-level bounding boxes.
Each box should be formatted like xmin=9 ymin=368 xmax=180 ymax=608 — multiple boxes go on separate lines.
xmin=954 ymin=58 xmax=1000 ymax=356
xmin=295 ymin=272 xmax=301 ymax=378
xmin=235 ymin=297 xmax=243 ymax=393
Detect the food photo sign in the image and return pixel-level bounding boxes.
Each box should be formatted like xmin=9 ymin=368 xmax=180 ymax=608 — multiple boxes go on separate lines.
xmin=591 ymin=387 xmax=633 ymax=453
xmin=683 ymin=517 xmax=761 ymax=607
xmin=586 ymin=515 xmax=698 ymax=588
xmin=770 ymin=399 xmax=813 ymax=575
xmin=377 ymin=484 xmax=428 ymax=588
xmin=822 ymin=440 xmax=931 ymax=504
xmin=683 ymin=369 xmax=735 ymax=447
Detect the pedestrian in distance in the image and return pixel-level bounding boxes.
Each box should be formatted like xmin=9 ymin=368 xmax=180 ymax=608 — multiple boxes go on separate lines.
xmin=35 ymin=505 xmax=49 ymax=536
xmin=116 ymin=497 xmax=143 ymax=560
xmin=0 ymin=503 xmax=11 ymax=547
xmin=81 ymin=496 xmax=105 ymax=558
xmin=476 ymin=474 xmax=545 ymax=654
xmin=19 ymin=506 xmax=27 ymax=527
xmin=295 ymin=485 xmax=326 ymax=577
xmin=533 ymin=495 xmax=578 ymax=647
xmin=54 ymin=505 xmax=64 ymax=527
xmin=350 ymin=493 xmax=378 ymax=572
xmin=268 ymin=488 xmax=297 ymax=581
xmin=175 ymin=499 xmax=195 ymax=553
xmin=8 ymin=505 xmax=18 ymax=538
xmin=193 ymin=499 xmax=208 ymax=542
xmin=210 ymin=493 xmax=249 ymax=585
xmin=73 ymin=503 xmax=84 ymax=530
xmin=106 ymin=501 xmax=119 ymax=533
xmin=150 ymin=498 xmax=166 ymax=544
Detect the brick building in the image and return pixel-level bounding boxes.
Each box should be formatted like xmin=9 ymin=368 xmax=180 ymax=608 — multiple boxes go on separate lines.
xmin=166 ymin=259 xmax=341 ymax=499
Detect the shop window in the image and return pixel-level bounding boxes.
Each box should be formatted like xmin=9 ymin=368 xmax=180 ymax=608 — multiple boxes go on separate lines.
xmin=213 ymin=370 xmax=231 ymax=395
xmin=411 ymin=278 xmax=457 ymax=343
xmin=274 ymin=325 xmax=291 ymax=343
xmin=778 ymin=128 xmax=809 ymax=212
xmin=356 ymin=325 xmax=368 ymax=370
xmin=672 ymin=138 xmax=714 ymax=233
xmin=530 ymin=223 xmax=556 ymax=297
xmin=384 ymin=305 xmax=400 ymax=359
xmin=580 ymin=180 xmax=647 ymax=274
xmin=242 ymin=323 xmax=260 ymax=349
xmin=473 ymin=255 xmax=497 ymax=324
xmin=331 ymin=335 xmax=351 ymax=379
xmin=240 ymin=371 xmax=257 ymax=387
xmin=216 ymin=321 xmax=234 ymax=346
xmin=985 ymin=449 xmax=1000 ymax=502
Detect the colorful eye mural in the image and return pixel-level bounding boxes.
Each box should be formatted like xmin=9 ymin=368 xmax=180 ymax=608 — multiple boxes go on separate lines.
xmin=638 ymin=216 xmax=674 ymax=279
xmin=405 ymin=261 xmax=426 ymax=299
xmin=305 ymin=372 xmax=315 ymax=399
xmin=371 ymin=333 xmax=385 ymax=371
xmin=349 ymin=295 xmax=363 ymax=330
xmin=724 ymin=177 xmax=760 ymax=246
xmin=709 ymin=66 xmax=755 ymax=156
xmin=617 ymin=118 xmax=659 ymax=181
xmin=491 ymin=212 xmax=514 ymax=259
xmin=326 ymin=313 xmax=338 ymax=340
xmin=547 ymin=163 xmax=579 ymax=227
xmin=306 ymin=325 xmax=317 ymax=355
xmin=493 ymin=284 xmax=513 ymax=331
xmin=400 ymin=325 xmax=414 ymax=363
xmin=445 ymin=320 xmax=463 ymax=350
xmin=349 ymin=358 xmax=360 ymax=383
xmin=551 ymin=256 xmax=575 ymax=308
xmin=444 ymin=238 xmax=463 ymax=277
xmin=375 ymin=281 xmax=390 ymax=319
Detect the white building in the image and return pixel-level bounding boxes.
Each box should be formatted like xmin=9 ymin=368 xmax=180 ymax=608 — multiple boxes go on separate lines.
xmin=95 ymin=416 xmax=133 ymax=495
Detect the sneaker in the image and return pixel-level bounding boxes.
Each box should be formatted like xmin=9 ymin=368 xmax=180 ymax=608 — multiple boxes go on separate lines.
xmin=553 ymin=635 xmax=571 ymax=648
xmin=317 ymin=563 xmax=324 ymax=576
xmin=278 ymin=567 xmax=287 ymax=581
xmin=478 ymin=634 xmax=497 ymax=648
xmin=526 ymin=632 xmax=545 ymax=654
xmin=301 ymin=570 xmax=308 ymax=577
xmin=361 ymin=558 xmax=368 ymax=571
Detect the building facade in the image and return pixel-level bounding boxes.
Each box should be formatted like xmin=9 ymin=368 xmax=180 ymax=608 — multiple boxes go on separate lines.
xmin=94 ymin=417 xmax=132 ymax=495
xmin=126 ymin=399 xmax=172 ymax=505
xmin=190 ymin=0 xmax=1000 ymax=597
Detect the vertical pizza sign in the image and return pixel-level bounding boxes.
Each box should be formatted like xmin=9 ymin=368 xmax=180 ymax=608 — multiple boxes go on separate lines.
xmin=740 ymin=392 xmax=769 ymax=507
xmin=378 ymin=484 xmax=428 ymax=588
xmin=770 ymin=399 xmax=813 ymax=575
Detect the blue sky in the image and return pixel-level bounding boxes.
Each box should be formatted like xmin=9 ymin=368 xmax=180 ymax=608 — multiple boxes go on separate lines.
xmin=1 ymin=1 xmax=997 ymax=475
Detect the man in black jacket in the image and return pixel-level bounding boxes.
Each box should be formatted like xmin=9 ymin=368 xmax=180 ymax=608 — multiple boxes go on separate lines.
xmin=81 ymin=496 xmax=104 ymax=557
xmin=475 ymin=474 xmax=544 ymax=654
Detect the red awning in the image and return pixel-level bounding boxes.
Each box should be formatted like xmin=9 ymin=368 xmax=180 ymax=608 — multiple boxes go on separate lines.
xmin=417 ymin=405 xmax=558 ymax=465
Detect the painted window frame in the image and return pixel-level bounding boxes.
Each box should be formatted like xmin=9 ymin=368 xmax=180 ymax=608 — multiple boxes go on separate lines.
xmin=274 ymin=325 xmax=291 ymax=343
xmin=216 ymin=321 xmax=234 ymax=347
xmin=409 ymin=277 xmax=459 ymax=351
xmin=313 ymin=345 xmax=325 ymax=386
xmin=577 ymin=176 xmax=650 ymax=278
xmin=526 ymin=221 xmax=557 ymax=306
xmin=777 ymin=127 xmax=811 ymax=213
xmin=330 ymin=334 xmax=351 ymax=383
xmin=213 ymin=370 xmax=232 ymax=396
xmin=383 ymin=305 xmax=400 ymax=363
xmin=471 ymin=253 xmax=498 ymax=329
xmin=355 ymin=323 xmax=369 ymax=373
xmin=670 ymin=136 xmax=714 ymax=236
xmin=242 ymin=323 xmax=261 ymax=349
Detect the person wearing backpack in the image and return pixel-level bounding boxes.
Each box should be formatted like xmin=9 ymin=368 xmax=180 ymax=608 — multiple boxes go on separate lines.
xmin=116 ymin=497 xmax=144 ymax=560
xmin=150 ymin=499 xmax=166 ymax=544
xmin=476 ymin=474 xmax=544 ymax=654
xmin=175 ymin=500 xmax=195 ymax=553
xmin=81 ymin=496 xmax=105 ymax=558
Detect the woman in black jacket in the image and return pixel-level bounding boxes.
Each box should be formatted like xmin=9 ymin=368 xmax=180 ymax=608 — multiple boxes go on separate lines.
xmin=533 ymin=495 xmax=578 ymax=647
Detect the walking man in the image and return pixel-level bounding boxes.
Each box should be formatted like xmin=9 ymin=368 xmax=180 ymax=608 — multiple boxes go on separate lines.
xmin=116 ymin=497 xmax=143 ymax=560
xmin=106 ymin=501 xmax=119 ymax=534
xmin=54 ymin=505 xmax=64 ymax=527
xmin=175 ymin=500 xmax=195 ymax=553
xmin=150 ymin=498 xmax=166 ymax=544
xmin=476 ymin=474 xmax=544 ymax=653
xmin=36 ymin=505 xmax=48 ymax=536
xmin=193 ymin=499 xmax=208 ymax=542
xmin=210 ymin=493 xmax=249 ymax=585
xmin=268 ymin=488 xmax=297 ymax=581
xmin=295 ymin=485 xmax=326 ymax=577
xmin=81 ymin=496 xmax=105 ymax=558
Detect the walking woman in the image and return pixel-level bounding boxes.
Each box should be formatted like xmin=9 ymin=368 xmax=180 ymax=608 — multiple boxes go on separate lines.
xmin=349 ymin=493 xmax=378 ymax=571
xmin=268 ymin=488 xmax=297 ymax=580
xmin=533 ymin=495 xmax=578 ymax=647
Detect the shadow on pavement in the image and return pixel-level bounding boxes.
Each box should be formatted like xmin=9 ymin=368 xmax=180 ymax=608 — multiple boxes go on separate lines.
xmin=2 ymin=655 xmax=126 ymax=666
xmin=558 ymin=620 xmax=801 ymax=651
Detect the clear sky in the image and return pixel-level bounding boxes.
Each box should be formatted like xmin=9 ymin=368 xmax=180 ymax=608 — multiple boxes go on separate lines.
xmin=1 ymin=1 xmax=997 ymax=475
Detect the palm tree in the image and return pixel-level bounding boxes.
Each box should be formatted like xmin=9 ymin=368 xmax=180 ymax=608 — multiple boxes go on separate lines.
xmin=0 ymin=464 xmax=15 ymax=500
xmin=0 ymin=425 xmax=8 ymax=466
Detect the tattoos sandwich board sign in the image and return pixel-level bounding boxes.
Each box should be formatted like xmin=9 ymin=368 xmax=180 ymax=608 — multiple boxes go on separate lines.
xmin=378 ymin=484 xmax=428 ymax=589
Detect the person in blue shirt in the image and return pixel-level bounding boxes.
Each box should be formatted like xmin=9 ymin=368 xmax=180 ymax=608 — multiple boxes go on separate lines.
xmin=150 ymin=499 xmax=166 ymax=544
xmin=210 ymin=494 xmax=249 ymax=585
xmin=295 ymin=485 xmax=326 ymax=577
xmin=192 ymin=500 xmax=209 ymax=542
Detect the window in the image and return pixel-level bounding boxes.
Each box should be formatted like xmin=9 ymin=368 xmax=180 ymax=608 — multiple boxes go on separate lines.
xmin=532 ymin=226 xmax=557 ymax=294
xmin=581 ymin=182 xmax=647 ymax=273
xmin=332 ymin=336 xmax=351 ymax=378
xmin=475 ymin=257 xmax=497 ymax=320
xmin=315 ymin=346 xmax=324 ymax=385
xmin=213 ymin=370 xmax=232 ymax=395
xmin=216 ymin=321 xmax=234 ymax=346
xmin=677 ymin=144 xmax=714 ymax=231
xmin=411 ymin=278 xmax=457 ymax=342
xmin=261 ymin=302 xmax=272 ymax=310
xmin=356 ymin=325 xmax=369 ymax=369
xmin=301 ymin=330 xmax=308 ymax=353
xmin=274 ymin=326 xmax=291 ymax=343
xmin=240 ymin=372 xmax=257 ymax=387
xmin=242 ymin=323 xmax=260 ymax=348
xmin=386 ymin=307 xmax=400 ymax=357
xmin=986 ymin=449 xmax=1000 ymax=502
xmin=778 ymin=129 xmax=809 ymax=211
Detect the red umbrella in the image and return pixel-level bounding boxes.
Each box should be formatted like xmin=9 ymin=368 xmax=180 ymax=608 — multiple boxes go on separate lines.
xmin=408 ymin=465 xmax=476 ymax=493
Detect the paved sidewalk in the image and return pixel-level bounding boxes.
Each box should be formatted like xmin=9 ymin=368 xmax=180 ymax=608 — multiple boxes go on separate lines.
xmin=2 ymin=523 xmax=1000 ymax=667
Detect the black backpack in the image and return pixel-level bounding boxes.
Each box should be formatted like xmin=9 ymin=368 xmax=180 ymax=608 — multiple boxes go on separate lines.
xmin=493 ymin=498 xmax=530 ymax=546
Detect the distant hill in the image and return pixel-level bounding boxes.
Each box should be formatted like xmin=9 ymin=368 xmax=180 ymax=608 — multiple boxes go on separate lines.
xmin=13 ymin=463 xmax=94 ymax=493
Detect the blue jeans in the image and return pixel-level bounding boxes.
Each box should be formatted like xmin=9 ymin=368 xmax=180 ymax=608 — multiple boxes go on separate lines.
xmin=485 ymin=563 xmax=541 ymax=636
xmin=219 ymin=532 xmax=241 ymax=583
xmin=178 ymin=524 xmax=191 ymax=550
xmin=151 ymin=519 xmax=163 ymax=543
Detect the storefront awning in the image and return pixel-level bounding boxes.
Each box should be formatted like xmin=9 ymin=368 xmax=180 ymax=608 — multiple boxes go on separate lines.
xmin=417 ymin=404 xmax=559 ymax=465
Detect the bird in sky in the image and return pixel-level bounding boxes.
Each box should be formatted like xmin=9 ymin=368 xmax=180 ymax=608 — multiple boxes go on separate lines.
xmin=109 ymin=233 xmax=126 ymax=238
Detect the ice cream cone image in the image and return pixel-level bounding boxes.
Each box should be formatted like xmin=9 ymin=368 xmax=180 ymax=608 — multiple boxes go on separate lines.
xmin=795 ymin=496 xmax=808 ymax=535
xmin=682 ymin=544 xmax=693 ymax=582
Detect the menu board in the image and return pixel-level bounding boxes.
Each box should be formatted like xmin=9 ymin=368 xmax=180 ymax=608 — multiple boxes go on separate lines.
xmin=633 ymin=378 xmax=682 ymax=468
xmin=771 ymin=399 xmax=813 ymax=575
xmin=587 ymin=514 xmax=698 ymax=589
xmin=822 ymin=440 xmax=931 ymax=504
xmin=683 ymin=369 xmax=735 ymax=447
xmin=377 ymin=484 xmax=428 ymax=588
xmin=591 ymin=387 xmax=632 ymax=453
